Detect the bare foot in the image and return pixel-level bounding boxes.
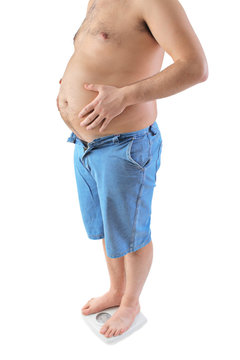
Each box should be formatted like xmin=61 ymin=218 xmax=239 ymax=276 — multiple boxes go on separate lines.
xmin=81 ymin=290 xmax=124 ymax=315
xmin=99 ymin=301 xmax=140 ymax=338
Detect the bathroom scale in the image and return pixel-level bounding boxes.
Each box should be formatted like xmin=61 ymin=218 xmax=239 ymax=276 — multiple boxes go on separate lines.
xmin=81 ymin=305 xmax=147 ymax=344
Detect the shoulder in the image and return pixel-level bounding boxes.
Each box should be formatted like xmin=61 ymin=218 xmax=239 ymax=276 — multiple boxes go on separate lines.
xmin=137 ymin=0 xmax=186 ymax=20
xmin=135 ymin=0 xmax=200 ymax=61
xmin=87 ymin=0 xmax=96 ymax=12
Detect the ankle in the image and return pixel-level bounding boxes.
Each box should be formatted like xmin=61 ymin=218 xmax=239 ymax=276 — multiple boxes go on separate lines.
xmin=109 ymin=288 xmax=125 ymax=297
xmin=120 ymin=294 xmax=140 ymax=307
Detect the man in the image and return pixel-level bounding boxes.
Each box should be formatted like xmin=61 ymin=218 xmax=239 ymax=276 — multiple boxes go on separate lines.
xmin=56 ymin=0 xmax=208 ymax=339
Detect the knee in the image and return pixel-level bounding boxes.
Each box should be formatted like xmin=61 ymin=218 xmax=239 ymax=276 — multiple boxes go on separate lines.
xmin=130 ymin=241 xmax=153 ymax=256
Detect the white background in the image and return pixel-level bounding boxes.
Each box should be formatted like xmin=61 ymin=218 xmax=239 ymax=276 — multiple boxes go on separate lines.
xmin=0 ymin=0 xmax=239 ymax=359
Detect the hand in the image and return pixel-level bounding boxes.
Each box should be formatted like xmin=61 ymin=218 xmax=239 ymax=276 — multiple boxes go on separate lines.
xmin=78 ymin=83 xmax=127 ymax=132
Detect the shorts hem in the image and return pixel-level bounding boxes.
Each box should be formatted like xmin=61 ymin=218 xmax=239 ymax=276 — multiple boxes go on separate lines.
xmin=106 ymin=235 xmax=152 ymax=258
xmin=88 ymin=234 xmax=104 ymax=240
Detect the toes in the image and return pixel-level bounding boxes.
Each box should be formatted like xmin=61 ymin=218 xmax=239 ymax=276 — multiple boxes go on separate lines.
xmin=105 ymin=328 xmax=114 ymax=337
xmin=114 ymin=329 xmax=121 ymax=336
xmin=81 ymin=304 xmax=89 ymax=310
xmin=82 ymin=308 xmax=90 ymax=315
xmin=100 ymin=326 xmax=124 ymax=338
xmin=81 ymin=304 xmax=90 ymax=311
xmin=81 ymin=298 xmax=95 ymax=310
xmin=100 ymin=325 xmax=109 ymax=335
xmin=110 ymin=329 xmax=117 ymax=338
xmin=112 ymin=329 xmax=119 ymax=337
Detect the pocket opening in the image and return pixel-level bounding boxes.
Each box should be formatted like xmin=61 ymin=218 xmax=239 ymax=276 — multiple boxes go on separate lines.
xmin=126 ymin=135 xmax=152 ymax=170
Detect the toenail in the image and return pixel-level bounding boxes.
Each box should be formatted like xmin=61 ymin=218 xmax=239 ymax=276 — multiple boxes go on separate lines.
xmin=101 ymin=327 xmax=107 ymax=334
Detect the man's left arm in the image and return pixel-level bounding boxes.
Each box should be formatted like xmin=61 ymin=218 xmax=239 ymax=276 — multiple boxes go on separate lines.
xmin=121 ymin=0 xmax=208 ymax=106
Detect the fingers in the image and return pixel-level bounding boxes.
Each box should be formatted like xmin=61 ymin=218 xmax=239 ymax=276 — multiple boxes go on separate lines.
xmin=99 ymin=118 xmax=110 ymax=132
xmin=80 ymin=110 xmax=99 ymax=127
xmin=86 ymin=115 xmax=106 ymax=130
xmin=78 ymin=99 xmax=99 ymax=118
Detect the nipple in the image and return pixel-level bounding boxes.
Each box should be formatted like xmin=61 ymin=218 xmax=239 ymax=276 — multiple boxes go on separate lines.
xmin=100 ymin=31 xmax=109 ymax=39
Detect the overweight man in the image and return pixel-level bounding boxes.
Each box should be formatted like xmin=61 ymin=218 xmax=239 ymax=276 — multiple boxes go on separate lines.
xmin=56 ymin=0 xmax=208 ymax=339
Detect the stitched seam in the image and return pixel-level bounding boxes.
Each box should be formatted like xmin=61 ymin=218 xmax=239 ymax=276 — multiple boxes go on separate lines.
xmin=157 ymin=140 xmax=163 ymax=171
xmin=147 ymin=132 xmax=151 ymax=161
xmin=81 ymin=147 xmax=93 ymax=174
xmin=107 ymin=234 xmax=151 ymax=258
xmin=88 ymin=234 xmax=104 ymax=238
xmin=129 ymin=169 xmax=145 ymax=252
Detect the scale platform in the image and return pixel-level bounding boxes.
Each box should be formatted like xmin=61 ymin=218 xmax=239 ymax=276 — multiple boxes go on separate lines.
xmin=81 ymin=305 xmax=147 ymax=344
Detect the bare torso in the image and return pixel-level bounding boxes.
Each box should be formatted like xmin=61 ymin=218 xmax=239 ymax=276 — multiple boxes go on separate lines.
xmin=57 ymin=0 xmax=165 ymax=142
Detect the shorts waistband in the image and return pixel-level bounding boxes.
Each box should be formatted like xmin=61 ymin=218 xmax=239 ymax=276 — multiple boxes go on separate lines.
xmin=67 ymin=121 xmax=161 ymax=147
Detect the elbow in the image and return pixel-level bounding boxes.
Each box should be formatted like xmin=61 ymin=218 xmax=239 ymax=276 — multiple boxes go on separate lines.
xmin=191 ymin=58 xmax=209 ymax=83
xmin=197 ymin=60 xmax=209 ymax=82
xmin=181 ymin=56 xmax=209 ymax=83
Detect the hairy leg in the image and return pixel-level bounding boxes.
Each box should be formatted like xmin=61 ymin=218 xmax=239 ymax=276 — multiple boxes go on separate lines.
xmin=81 ymin=238 xmax=126 ymax=315
xmin=100 ymin=240 xmax=153 ymax=337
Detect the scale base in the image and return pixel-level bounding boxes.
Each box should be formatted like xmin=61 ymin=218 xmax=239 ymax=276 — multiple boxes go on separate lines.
xmin=81 ymin=305 xmax=147 ymax=344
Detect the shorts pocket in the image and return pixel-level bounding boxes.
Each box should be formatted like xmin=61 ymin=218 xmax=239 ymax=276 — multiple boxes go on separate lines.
xmin=126 ymin=134 xmax=151 ymax=170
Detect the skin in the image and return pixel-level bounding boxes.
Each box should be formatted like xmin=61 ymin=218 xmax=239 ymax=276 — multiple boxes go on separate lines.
xmin=57 ymin=0 xmax=208 ymax=338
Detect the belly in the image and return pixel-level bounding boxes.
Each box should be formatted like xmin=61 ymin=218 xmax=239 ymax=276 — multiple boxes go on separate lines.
xmin=57 ymin=38 xmax=158 ymax=142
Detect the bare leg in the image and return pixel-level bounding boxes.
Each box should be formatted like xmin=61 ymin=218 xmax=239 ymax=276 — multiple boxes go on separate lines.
xmin=100 ymin=240 xmax=153 ymax=337
xmin=82 ymin=238 xmax=126 ymax=315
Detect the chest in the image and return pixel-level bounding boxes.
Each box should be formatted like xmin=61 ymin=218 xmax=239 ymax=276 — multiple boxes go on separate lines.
xmin=73 ymin=0 xmax=151 ymax=45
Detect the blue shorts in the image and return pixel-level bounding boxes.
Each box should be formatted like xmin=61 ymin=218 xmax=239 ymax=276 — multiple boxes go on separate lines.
xmin=67 ymin=121 xmax=163 ymax=258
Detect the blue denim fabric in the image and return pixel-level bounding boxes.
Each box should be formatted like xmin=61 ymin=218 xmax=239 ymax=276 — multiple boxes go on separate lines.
xmin=67 ymin=121 xmax=163 ymax=258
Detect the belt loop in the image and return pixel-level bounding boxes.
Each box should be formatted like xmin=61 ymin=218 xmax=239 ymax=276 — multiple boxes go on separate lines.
xmin=112 ymin=135 xmax=120 ymax=143
xmin=149 ymin=124 xmax=157 ymax=136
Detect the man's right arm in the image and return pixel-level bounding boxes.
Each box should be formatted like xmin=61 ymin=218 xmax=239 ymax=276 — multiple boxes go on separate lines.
xmin=121 ymin=0 xmax=208 ymax=106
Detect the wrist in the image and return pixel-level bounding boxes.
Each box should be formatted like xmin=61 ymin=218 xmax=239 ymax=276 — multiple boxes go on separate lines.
xmin=120 ymin=84 xmax=137 ymax=107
